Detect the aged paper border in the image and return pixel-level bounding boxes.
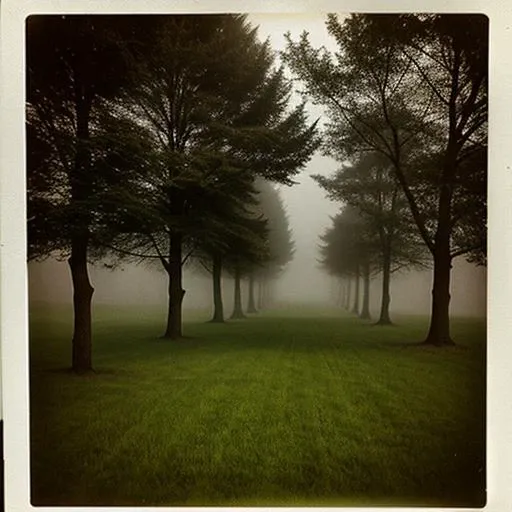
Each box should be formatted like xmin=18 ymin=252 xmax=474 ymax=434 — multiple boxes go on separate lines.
xmin=1 ymin=1 xmax=510 ymax=511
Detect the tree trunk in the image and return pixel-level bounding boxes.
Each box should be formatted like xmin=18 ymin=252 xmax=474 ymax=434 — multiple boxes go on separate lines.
xmin=69 ymin=235 xmax=94 ymax=373
xmin=423 ymin=144 xmax=456 ymax=346
xmin=163 ymin=232 xmax=185 ymax=338
xmin=423 ymin=237 xmax=454 ymax=345
xmin=360 ymin=261 xmax=371 ymax=320
xmin=351 ymin=265 xmax=360 ymax=315
xmin=69 ymin=90 xmax=93 ymax=373
xmin=210 ymin=254 xmax=224 ymax=322
xmin=231 ymin=266 xmax=245 ymax=319
xmin=377 ymin=245 xmax=392 ymax=325
xmin=247 ymin=273 xmax=258 ymax=313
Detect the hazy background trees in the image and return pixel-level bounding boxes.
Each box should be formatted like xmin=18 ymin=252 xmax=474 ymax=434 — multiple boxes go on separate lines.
xmin=315 ymin=152 xmax=428 ymax=324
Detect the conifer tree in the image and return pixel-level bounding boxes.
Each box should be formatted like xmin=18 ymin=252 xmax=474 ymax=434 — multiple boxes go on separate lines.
xmin=107 ymin=15 xmax=318 ymax=338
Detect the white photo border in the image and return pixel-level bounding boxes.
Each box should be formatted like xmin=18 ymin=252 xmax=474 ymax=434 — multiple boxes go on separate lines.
xmin=1 ymin=1 xmax=510 ymax=511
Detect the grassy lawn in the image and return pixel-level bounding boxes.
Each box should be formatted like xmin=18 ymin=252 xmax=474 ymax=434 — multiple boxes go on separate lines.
xmin=29 ymin=304 xmax=486 ymax=507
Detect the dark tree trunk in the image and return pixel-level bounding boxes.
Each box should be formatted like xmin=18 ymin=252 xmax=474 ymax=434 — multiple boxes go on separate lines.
xmin=163 ymin=232 xmax=185 ymax=338
xmin=351 ymin=265 xmax=360 ymax=315
xmin=423 ymin=143 xmax=456 ymax=346
xmin=69 ymin=90 xmax=94 ymax=373
xmin=423 ymin=231 xmax=454 ymax=345
xmin=231 ymin=266 xmax=245 ymax=319
xmin=68 ymin=235 xmax=94 ymax=373
xmin=360 ymin=261 xmax=371 ymax=320
xmin=210 ymin=254 xmax=224 ymax=323
xmin=376 ymin=245 xmax=392 ymax=325
xmin=247 ymin=273 xmax=258 ymax=313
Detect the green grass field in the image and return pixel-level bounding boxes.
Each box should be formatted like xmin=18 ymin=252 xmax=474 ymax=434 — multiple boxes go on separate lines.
xmin=29 ymin=304 xmax=486 ymax=507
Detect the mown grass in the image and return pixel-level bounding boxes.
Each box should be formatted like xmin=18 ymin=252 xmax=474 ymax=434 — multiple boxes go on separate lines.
xmin=29 ymin=303 xmax=486 ymax=507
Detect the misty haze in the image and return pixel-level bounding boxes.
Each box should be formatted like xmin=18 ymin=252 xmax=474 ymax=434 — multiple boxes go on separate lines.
xmin=29 ymin=209 xmax=486 ymax=316
xmin=26 ymin=12 xmax=486 ymax=508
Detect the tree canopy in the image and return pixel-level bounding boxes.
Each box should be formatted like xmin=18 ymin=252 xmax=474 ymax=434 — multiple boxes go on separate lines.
xmin=27 ymin=14 xmax=319 ymax=370
xmin=26 ymin=15 xmax=155 ymax=372
xmin=283 ymin=13 xmax=487 ymax=344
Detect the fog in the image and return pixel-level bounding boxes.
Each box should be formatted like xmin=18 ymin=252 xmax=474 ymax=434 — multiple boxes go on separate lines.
xmin=27 ymin=12 xmax=486 ymax=319
xmin=28 ymin=185 xmax=486 ymax=320
xmin=28 ymin=158 xmax=486 ymax=317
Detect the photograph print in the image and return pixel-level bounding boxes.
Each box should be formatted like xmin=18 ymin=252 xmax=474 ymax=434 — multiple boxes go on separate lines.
xmin=25 ymin=11 xmax=487 ymax=507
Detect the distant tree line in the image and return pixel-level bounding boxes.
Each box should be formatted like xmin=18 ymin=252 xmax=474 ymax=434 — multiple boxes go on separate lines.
xmin=315 ymin=153 xmax=427 ymax=325
xmin=27 ymin=14 xmax=319 ymax=373
xmin=283 ymin=13 xmax=487 ymax=344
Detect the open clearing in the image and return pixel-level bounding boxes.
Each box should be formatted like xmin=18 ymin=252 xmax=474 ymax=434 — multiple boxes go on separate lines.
xmin=29 ymin=305 xmax=486 ymax=506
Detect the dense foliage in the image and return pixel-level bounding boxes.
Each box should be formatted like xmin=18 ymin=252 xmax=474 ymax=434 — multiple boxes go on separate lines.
xmin=283 ymin=13 xmax=487 ymax=344
xmin=27 ymin=14 xmax=318 ymax=370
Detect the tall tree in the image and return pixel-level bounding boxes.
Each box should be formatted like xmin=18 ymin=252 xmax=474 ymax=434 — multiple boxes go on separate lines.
xmin=283 ymin=13 xmax=487 ymax=344
xmin=107 ymin=15 xmax=318 ymax=338
xmin=26 ymin=15 xmax=154 ymax=372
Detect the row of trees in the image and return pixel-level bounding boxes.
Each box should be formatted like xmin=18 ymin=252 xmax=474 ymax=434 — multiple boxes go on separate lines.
xmin=316 ymin=153 xmax=427 ymax=325
xmin=284 ymin=13 xmax=487 ymax=344
xmin=195 ymin=178 xmax=294 ymax=322
xmin=27 ymin=15 xmax=318 ymax=372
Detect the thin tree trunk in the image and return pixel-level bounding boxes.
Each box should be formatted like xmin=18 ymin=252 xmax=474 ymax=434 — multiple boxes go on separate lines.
xmin=351 ymin=265 xmax=360 ymax=316
xmin=69 ymin=235 xmax=94 ymax=373
xmin=231 ymin=266 xmax=245 ymax=319
xmin=163 ymin=232 xmax=185 ymax=338
xmin=377 ymin=245 xmax=392 ymax=325
xmin=210 ymin=254 xmax=224 ymax=323
xmin=247 ymin=273 xmax=258 ymax=313
xmin=360 ymin=261 xmax=371 ymax=320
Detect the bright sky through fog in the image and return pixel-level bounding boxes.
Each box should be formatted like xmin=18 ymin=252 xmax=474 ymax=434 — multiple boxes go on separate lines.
xmin=248 ymin=13 xmax=342 ymax=302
